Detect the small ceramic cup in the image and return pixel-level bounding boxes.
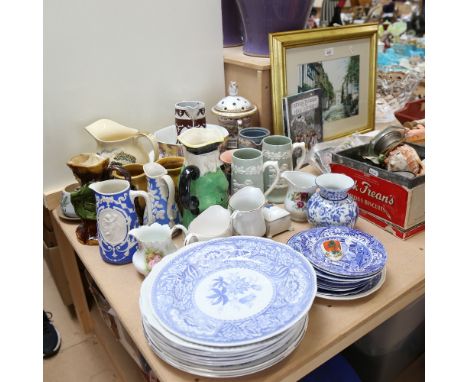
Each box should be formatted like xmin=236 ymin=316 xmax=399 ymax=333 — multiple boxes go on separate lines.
xmin=175 ymin=101 xmax=206 ymax=135
xmin=60 ymin=183 xmax=80 ymax=218
xmin=238 ymin=127 xmax=270 ymax=149
xmin=231 ymin=148 xmax=280 ymax=196
xmin=183 ymin=205 xmax=232 ymax=245
xmin=229 ymin=186 xmax=267 ymax=237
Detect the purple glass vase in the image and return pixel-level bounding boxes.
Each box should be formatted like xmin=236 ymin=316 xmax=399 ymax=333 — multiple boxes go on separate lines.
xmin=222 ymin=0 xmax=244 ymax=47
xmin=236 ymin=0 xmax=314 ymax=57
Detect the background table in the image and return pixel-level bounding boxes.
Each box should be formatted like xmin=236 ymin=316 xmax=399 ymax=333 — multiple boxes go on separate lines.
xmin=49 ymin=166 xmax=425 ymax=382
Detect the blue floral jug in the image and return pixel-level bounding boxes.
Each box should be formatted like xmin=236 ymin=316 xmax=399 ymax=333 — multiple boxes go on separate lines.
xmin=89 ymin=179 xmax=151 ymax=264
xmin=143 ymin=162 xmax=180 ymax=226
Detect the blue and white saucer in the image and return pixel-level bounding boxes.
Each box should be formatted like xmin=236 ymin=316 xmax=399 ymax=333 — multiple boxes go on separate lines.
xmin=148 ymin=236 xmax=317 ymax=347
xmin=287 ymin=226 xmax=387 ymax=278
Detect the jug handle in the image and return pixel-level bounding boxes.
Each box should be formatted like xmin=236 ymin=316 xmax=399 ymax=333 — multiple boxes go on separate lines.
xmin=293 ymin=142 xmax=307 ymax=170
xmin=263 ymin=161 xmax=280 ymax=197
xmin=170 ymin=224 xmax=189 ymax=247
xmin=229 ymin=210 xmax=240 ymax=235
xmin=179 ymin=165 xmax=200 ymax=216
xmin=137 ymin=132 xmax=160 ymax=162
xmin=183 ymin=232 xmax=198 ymax=246
xmin=161 ymin=175 xmax=176 ymax=225
xmin=106 ymin=164 xmax=131 ymax=182
xmin=130 ymin=190 xmax=152 ymax=224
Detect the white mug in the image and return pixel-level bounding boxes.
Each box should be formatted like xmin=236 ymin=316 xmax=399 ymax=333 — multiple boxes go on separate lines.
xmin=228 ymin=186 xmax=267 ymax=237
xmin=184 ymin=205 xmax=232 ymax=245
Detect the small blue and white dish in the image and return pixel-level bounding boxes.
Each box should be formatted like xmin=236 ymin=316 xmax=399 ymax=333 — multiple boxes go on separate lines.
xmin=287 ymin=226 xmax=387 ymax=278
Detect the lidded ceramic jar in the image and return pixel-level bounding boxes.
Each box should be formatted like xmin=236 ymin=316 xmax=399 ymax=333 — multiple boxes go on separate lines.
xmin=211 ymin=81 xmax=258 ymax=149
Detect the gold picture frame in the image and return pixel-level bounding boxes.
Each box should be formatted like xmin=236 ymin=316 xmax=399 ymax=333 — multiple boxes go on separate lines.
xmin=269 ymin=23 xmax=378 ymax=140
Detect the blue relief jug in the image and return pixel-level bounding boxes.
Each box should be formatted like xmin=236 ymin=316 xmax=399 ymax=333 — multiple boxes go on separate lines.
xmin=306 ymin=173 xmax=359 ymax=228
xmin=89 ymin=179 xmax=151 ymax=264
xmin=143 ymin=162 xmax=180 ymax=226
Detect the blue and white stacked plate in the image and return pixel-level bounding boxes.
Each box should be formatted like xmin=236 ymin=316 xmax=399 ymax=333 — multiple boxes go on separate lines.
xmin=139 ymin=236 xmax=317 ymax=378
xmin=287 ymin=226 xmax=387 ymax=301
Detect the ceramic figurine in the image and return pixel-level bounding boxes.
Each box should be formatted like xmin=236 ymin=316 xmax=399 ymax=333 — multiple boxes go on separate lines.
xmin=89 ymin=179 xmax=151 ymax=264
xmin=84 ymin=119 xmax=159 ymax=165
xmin=306 ymin=173 xmax=359 ymax=228
xmin=177 ymin=128 xmax=230 ymax=227
xmin=143 ymin=162 xmax=180 ymax=226
xmin=262 ymin=135 xmax=307 ymax=204
xmin=211 ymin=81 xmax=258 ymax=149
xmin=129 ymin=223 xmax=188 ymax=276
xmin=281 ymin=171 xmax=317 ymax=222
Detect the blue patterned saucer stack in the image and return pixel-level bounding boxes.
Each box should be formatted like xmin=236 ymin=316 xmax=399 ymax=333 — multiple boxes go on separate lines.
xmin=287 ymin=226 xmax=387 ymax=301
xmin=139 ymin=236 xmax=317 ymax=377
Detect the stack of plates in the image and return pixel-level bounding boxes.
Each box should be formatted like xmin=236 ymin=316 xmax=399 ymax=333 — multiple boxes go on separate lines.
xmin=287 ymin=226 xmax=387 ymax=301
xmin=139 ymin=236 xmax=317 ymax=378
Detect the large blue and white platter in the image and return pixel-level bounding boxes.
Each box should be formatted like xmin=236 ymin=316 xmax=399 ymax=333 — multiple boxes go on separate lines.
xmin=287 ymin=226 xmax=387 ymax=278
xmin=148 ymin=236 xmax=317 ymax=347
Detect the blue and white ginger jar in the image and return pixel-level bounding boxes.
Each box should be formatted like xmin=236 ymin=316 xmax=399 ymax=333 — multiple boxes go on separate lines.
xmin=306 ymin=173 xmax=358 ymax=228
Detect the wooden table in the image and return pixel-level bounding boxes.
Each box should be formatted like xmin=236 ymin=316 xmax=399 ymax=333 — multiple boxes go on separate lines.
xmin=50 ymin=167 xmax=425 ymax=382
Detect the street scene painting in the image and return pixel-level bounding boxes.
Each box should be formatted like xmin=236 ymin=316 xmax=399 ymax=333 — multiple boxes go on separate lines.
xmin=298 ymin=55 xmax=360 ymax=122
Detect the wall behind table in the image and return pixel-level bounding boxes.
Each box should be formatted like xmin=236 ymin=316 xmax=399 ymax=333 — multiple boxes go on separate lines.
xmin=44 ymin=0 xmax=225 ymax=192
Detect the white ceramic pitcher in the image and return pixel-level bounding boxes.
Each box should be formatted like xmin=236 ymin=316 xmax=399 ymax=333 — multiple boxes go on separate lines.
xmin=281 ymin=171 xmax=317 ymax=222
xmin=228 ymin=186 xmax=267 ymax=237
xmin=129 ymin=223 xmax=188 ymax=275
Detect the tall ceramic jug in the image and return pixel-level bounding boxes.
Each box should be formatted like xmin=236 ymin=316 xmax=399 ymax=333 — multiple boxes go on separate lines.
xmin=89 ymin=179 xmax=151 ymax=265
xmin=143 ymin=162 xmax=180 ymax=226
xmin=177 ymin=128 xmax=230 ymax=227
xmin=85 ymin=119 xmax=159 ymax=165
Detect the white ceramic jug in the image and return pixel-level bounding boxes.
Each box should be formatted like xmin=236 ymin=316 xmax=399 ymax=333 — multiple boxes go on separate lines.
xmin=228 ymin=186 xmax=267 ymax=237
xmin=129 ymin=223 xmax=188 ymax=275
xmin=281 ymin=171 xmax=317 ymax=222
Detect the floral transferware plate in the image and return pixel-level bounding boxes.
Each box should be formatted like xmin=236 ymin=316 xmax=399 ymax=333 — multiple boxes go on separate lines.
xmin=316 ymin=268 xmax=387 ymax=301
xmin=148 ymin=236 xmax=317 ymax=347
xmin=141 ymin=314 xmax=308 ymax=378
xmin=287 ymin=226 xmax=387 ymax=278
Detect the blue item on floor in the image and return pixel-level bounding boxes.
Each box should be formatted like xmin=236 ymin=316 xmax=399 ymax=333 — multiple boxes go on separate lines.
xmin=299 ymin=354 xmax=361 ymax=382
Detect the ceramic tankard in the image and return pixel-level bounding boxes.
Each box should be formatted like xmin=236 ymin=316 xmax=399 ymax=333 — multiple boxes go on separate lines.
xmin=175 ymin=101 xmax=206 ymax=135
xmin=262 ymin=135 xmax=307 ymax=203
xmin=231 ymin=148 xmax=280 ymax=196
xmin=89 ymin=179 xmax=151 ymax=265
xmin=228 ymin=186 xmax=267 ymax=237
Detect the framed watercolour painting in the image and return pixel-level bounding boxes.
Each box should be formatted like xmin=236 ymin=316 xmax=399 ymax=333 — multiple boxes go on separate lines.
xmin=270 ymin=23 xmax=378 ymax=140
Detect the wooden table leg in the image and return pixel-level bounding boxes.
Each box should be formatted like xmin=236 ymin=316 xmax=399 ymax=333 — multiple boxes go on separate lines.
xmin=51 ymin=210 xmax=94 ymax=333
